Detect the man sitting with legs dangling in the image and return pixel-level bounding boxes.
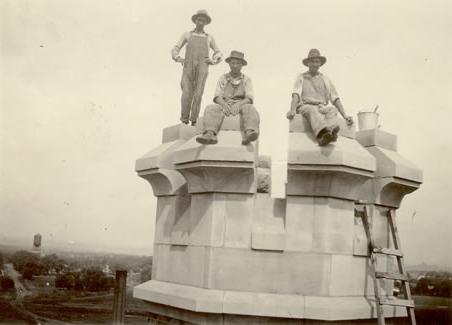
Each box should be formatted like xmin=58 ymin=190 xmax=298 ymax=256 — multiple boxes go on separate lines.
xmin=197 ymin=50 xmax=260 ymax=146
xmin=286 ymin=49 xmax=353 ymax=146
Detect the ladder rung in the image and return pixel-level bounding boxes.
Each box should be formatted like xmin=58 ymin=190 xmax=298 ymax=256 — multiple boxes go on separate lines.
xmin=379 ymin=298 xmax=414 ymax=308
xmin=373 ymin=247 xmax=403 ymax=257
xmin=375 ymin=272 xmax=408 ymax=281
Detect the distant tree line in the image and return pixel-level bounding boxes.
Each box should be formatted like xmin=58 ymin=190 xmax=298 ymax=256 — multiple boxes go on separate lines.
xmin=10 ymin=251 xmax=66 ymax=280
xmin=140 ymin=263 xmax=152 ymax=283
xmin=411 ymin=272 xmax=452 ymax=297
xmin=4 ymin=249 xmax=152 ymax=293
xmin=8 ymin=251 xmax=114 ymax=292
xmin=55 ymin=268 xmax=114 ymax=292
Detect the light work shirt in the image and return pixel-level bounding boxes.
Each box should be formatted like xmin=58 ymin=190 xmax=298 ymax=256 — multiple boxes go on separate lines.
xmin=214 ymin=73 xmax=254 ymax=104
xmin=292 ymin=72 xmax=339 ymax=106
xmin=171 ymin=31 xmax=223 ymax=63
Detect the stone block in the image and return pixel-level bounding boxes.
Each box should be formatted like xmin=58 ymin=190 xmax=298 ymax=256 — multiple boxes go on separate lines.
xmin=133 ymin=280 xmax=224 ymax=313
xmin=352 ymin=204 xmax=390 ymax=255
xmin=173 ymin=131 xmax=257 ymax=165
xmin=286 ymin=168 xmax=372 ymax=200
xmin=189 ymin=193 xmax=226 ymax=247
xmin=179 ymin=164 xmax=257 ymax=194
xmin=371 ymin=205 xmax=390 ymax=249
xmin=223 ymin=291 xmax=305 ymax=318
xmin=285 ymin=196 xmax=315 ymax=252
xmin=224 ymin=194 xmax=254 ymax=248
xmin=170 ymin=194 xmax=191 ymax=245
xmin=154 ymin=195 xmax=191 ymax=245
xmin=312 ymin=198 xmax=355 ymax=254
xmin=152 ymin=244 xmax=211 ymax=288
xmin=329 ymin=255 xmax=375 ymax=296
xmin=287 ymin=132 xmax=375 ymax=199
xmin=304 ymin=296 xmax=406 ymax=320
xmin=252 ymin=194 xmax=285 ymax=251
xmin=353 ymin=211 xmax=368 ymax=257
xmin=289 ymin=114 xmax=356 ymax=139
xmin=251 ymin=231 xmax=285 ymax=251
xmin=154 ymin=196 xmax=176 ymax=244
xmin=134 ymin=290 xmax=406 ymax=323
xmin=172 ymin=134 xmax=258 ymax=192
xmin=253 ymin=194 xmax=286 ymax=229
xmin=137 ymin=301 xmax=225 ymax=325
xmin=288 ymin=133 xmax=375 ymax=172
xmin=137 ymin=124 xmax=197 ymax=172
xmin=366 ymin=146 xmax=423 ymax=182
xmin=208 ymin=248 xmax=331 ymax=295
xmin=356 ymin=129 xmax=397 ymax=151
xmin=135 ymin=141 xmax=180 ymax=172
xmin=162 ymin=123 xmax=197 ymax=143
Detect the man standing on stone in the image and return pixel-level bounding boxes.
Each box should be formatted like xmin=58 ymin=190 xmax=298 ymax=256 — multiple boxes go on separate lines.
xmin=196 ymin=51 xmax=259 ymax=145
xmin=286 ymin=49 xmax=353 ymax=146
xmin=172 ymin=10 xmax=223 ymax=126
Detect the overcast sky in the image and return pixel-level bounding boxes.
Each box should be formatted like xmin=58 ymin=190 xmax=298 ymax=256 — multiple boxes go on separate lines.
xmin=1 ymin=0 xmax=451 ymax=267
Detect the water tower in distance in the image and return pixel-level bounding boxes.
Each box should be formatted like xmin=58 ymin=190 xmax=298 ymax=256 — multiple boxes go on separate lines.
xmin=31 ymin=233 xmax=42 ymax=257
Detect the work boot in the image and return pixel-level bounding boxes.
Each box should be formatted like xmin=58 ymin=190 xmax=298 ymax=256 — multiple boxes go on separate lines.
xmin=196 ymin=130 xmax=218 ymax=145
xmin=317 ymin=128 xmax=333 ymax=146
xmin=242 ymin=129 xmax=259 ymax=145
xmin=329 ymin=125 xmax=340 ymax=142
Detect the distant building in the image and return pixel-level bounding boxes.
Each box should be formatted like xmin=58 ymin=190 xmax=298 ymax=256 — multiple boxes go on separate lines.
xmin=31 ymin=233 xmax=43 ymax=257
xmin=33 ymin=233 xmax=42 ymax=248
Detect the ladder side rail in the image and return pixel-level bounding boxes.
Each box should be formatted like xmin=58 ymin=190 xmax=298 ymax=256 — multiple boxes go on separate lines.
xmin=357 ymin=204 xmax=386 ymax=325
xmin=388 ymin=209 xmax=417 ymax=325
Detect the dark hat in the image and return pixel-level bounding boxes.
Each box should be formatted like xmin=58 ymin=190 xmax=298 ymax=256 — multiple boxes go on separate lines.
xmin=192 ymin=9 xmax=211 ymax=24
xmin=302 ymin=49 xmax=327 ymax=66
xmin=225 ymin=50 xmax=247 ymax=66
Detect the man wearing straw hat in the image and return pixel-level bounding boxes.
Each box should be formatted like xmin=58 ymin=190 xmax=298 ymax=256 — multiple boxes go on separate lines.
xmin=196 ymin=50 xmax=260 ymax=145
xmin=171 ymin=10 xmax=223 ymax=126
xmin=287 ymin=49 xmax=353 ymax=146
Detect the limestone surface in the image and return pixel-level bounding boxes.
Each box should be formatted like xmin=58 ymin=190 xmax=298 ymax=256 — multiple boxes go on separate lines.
xmin=134 ymin=114 xmax=422 ymax=324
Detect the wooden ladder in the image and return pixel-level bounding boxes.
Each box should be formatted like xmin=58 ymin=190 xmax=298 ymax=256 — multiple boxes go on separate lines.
xmin=355 ymin=203 xmax=416 ymax=325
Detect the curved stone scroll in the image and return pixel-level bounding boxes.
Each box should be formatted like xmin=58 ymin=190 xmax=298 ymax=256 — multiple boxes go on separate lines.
xmin=372 ymin=177 xmax=421 ymax=208
xmin=138 ymin=168 xmax=187 ymax=197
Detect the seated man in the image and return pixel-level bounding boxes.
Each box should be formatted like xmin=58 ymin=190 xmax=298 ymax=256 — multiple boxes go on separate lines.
xmin=196 ymin=50 xmax=260 ymax=145
xmin=286 ymin=49 xmax=353 ymax=146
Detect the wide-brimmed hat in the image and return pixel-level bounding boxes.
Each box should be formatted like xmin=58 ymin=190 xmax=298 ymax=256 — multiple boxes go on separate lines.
xmin=302 ymin=49 xmax=327 ymax=66
xmin=191 ymin=9 xmax=211 ymax=24
xmin=225 ymin=50 xmax=247 ymax=66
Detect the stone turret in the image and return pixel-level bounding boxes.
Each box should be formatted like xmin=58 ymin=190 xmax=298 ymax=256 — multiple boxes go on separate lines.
xmin=134 ymin=113 xmax=422 ymax=324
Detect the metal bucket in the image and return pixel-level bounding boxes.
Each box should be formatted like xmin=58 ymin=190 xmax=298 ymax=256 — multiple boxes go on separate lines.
xmin=357 ymin=112 xmax=379 ymax=130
